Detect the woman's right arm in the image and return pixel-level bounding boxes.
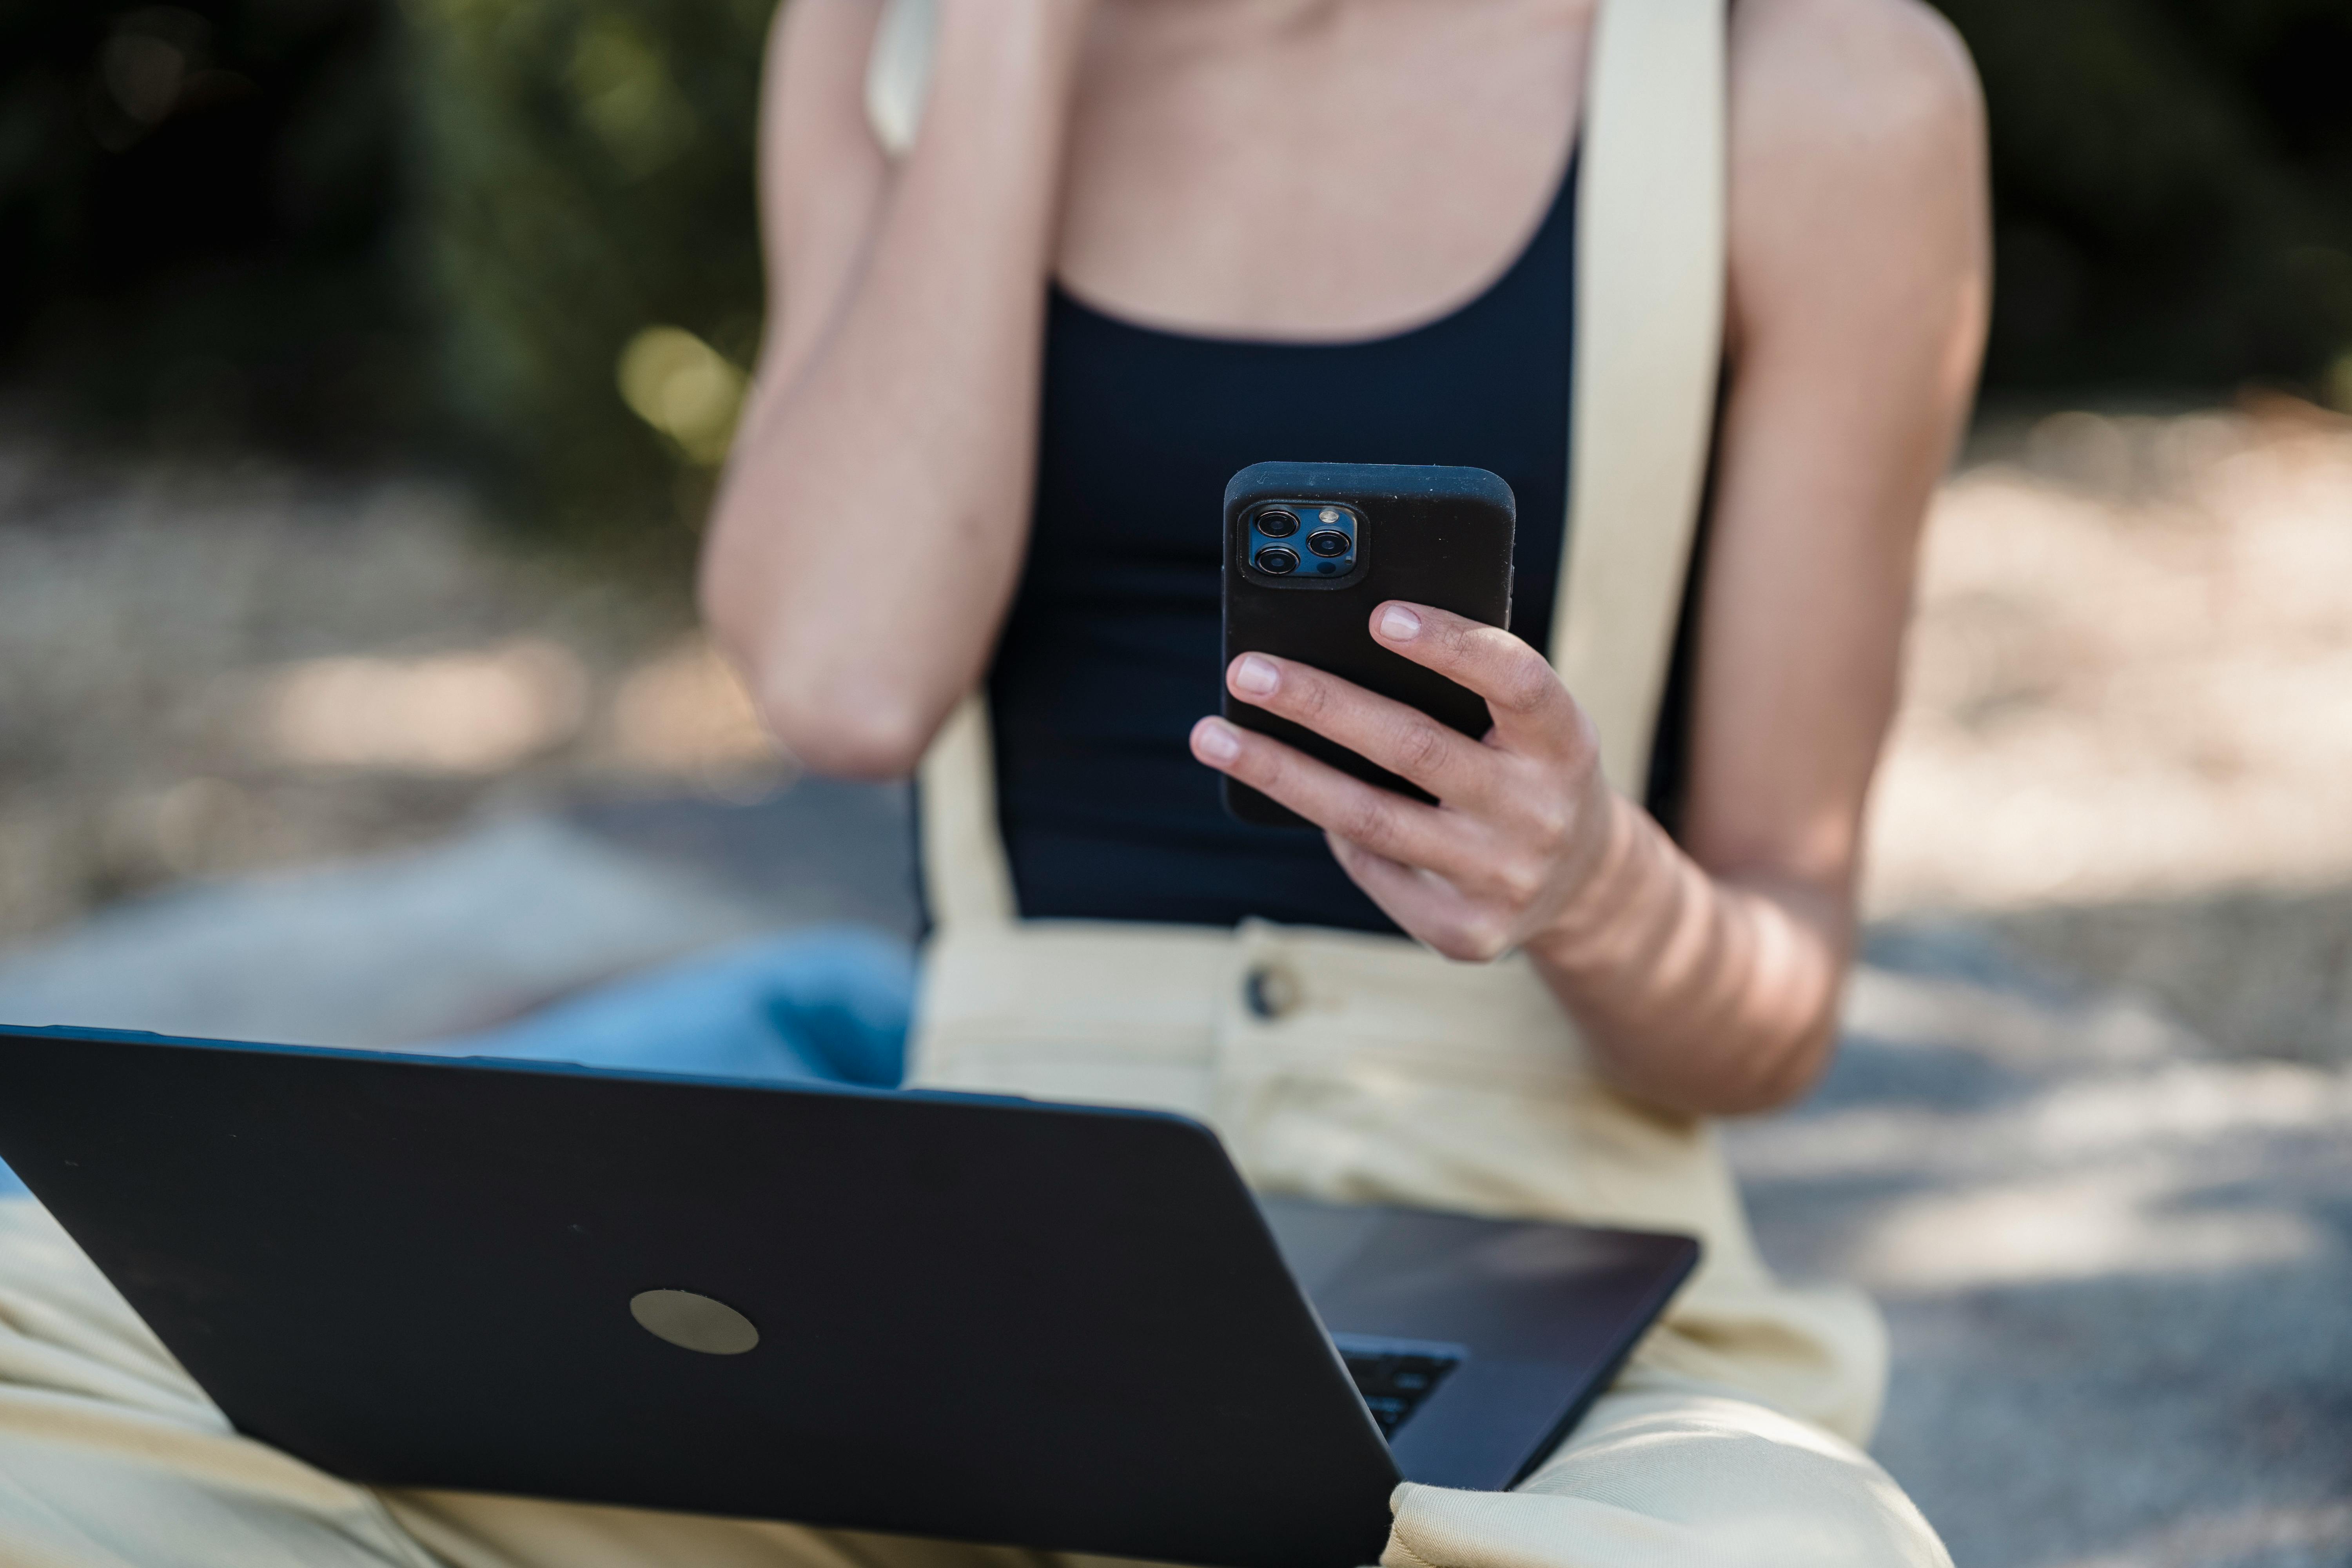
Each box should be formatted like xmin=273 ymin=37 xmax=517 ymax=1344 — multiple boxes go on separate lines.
xmin=701 ymin=0 xmax=1092 ymax=778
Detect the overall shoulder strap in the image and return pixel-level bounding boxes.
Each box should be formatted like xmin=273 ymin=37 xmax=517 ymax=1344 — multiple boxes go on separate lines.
xmin=1552 ymin=0 xmax=1728 ymax=796
xmin=865 ymin=0 xmax=936 ymax=158
xmin=917 ymin=692 xmax=1017 ymax=929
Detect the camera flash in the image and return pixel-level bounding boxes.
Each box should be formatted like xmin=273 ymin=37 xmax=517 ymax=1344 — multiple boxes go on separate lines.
xmin=1318 ymin=508 xmax=1341 ymax=525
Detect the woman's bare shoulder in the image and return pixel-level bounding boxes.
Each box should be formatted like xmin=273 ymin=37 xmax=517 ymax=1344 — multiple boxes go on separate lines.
xmin=1724 ymin=0 xmax=1989 ymax=346
xmin=1729 ymin=0 xmax=1984 ymax=192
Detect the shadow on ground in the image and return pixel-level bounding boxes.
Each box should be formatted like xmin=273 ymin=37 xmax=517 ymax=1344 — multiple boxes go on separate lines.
xmin=1733 ymin=926 xmax=2352 ymax=1566
xmin=1964 ymin=890 xmax=2352 ymax=1067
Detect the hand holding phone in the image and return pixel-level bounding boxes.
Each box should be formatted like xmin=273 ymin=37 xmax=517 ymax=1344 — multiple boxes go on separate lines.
xmin=1199 ymin=461 xmax=1620 ymax=964
xmin=1217 ymin=462 xmax=1517 ymax=827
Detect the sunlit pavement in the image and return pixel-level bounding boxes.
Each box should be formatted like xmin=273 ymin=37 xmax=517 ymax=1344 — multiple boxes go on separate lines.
xmin=1731 ymin=935 xmax=2352 ymax=1567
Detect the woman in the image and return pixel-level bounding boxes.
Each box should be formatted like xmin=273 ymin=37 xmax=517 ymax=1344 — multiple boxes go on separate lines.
xmin=710 ymin=0 xmax=1982 ymax=1556
xmin=0 ymin=0 xmax=1984 ymax=1562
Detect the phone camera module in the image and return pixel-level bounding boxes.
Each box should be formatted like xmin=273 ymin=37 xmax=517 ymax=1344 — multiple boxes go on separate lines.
xmin=1254 ymin=508 xmax=1299 ymax=539
xmin=1305 ymin=529 xmax=1350 ymax=558
xmin=1254 ymin=545 xmax=1300 ymax=576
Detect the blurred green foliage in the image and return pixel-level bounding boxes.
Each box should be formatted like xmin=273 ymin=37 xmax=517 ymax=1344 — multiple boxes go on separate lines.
xmin=0 ymin=0 xmax=414 ymax=455
xmin=401 ymin=0 xmax=771 ymax=552
xmin=1939 ymin=0 xmax=2352 ymax=392
xmin=2 ymin=0 xmax=2349 ymax=549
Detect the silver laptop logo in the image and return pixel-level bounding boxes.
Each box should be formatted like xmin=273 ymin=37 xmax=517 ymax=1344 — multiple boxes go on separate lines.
xmin=629 ymin=1289 xmax=760 ymax=1356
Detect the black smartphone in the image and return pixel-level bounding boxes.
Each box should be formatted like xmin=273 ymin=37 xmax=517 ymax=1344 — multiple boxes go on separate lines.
xmin=1221 ymin=461 xmax=1516 ymax=827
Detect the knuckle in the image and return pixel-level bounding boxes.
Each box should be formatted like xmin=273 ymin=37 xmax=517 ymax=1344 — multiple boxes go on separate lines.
xmin=1288 ymin=670 xmax=1332 ymax=721
xmin=1431 ymin=930 xmax=1477 ymax=962
xmin=1339 ymin=792 xmax=1394 ymax=849
xmin=1449 ymin=919 xmax=1510 ymax=964
xmin=1394 ymin=716 xmax=1452 ymax=779
xmin=1499 ymin=650 xmax=1562 ymax=714
xmin=1428 ymin=905 xmax=1509 ymax=963
xmin=1525 ymin=799 xmax=1572 ymax=853
xmin=1474 ymin=917 xmax=1515 ymax=960
xmin=1492 ymin=860 xmax=1543 ymax=909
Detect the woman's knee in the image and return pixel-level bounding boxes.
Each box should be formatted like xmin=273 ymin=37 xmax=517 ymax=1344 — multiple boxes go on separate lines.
xmin=1509 ymin=1390 xmax=1949 ymax=1568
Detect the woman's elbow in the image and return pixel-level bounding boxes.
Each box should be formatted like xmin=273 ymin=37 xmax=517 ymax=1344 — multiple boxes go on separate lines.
xmin=697 ymin=564 xmax=936 ymax=781
xmin=751 ymin=668 xmax=940 ymax=780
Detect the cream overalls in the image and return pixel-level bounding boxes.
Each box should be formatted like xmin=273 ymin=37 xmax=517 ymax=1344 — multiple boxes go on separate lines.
xmin=0 ymin=1 xmax=1949 ymax=1562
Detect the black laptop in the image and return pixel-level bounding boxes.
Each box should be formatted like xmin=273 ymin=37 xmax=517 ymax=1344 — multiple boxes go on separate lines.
xmin=0 ymin=1024 xmax=1696 ymax=1568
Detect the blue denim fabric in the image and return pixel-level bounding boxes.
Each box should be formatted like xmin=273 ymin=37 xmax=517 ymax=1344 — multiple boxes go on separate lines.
xmin=426 ymin=926 xmax=916 ymax=1087
xmin=0 ymin=926 xmax=918 ymax=1200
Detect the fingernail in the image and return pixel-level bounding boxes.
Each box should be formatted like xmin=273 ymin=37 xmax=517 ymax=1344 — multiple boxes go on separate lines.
xmin=1193 ymin=718 xmax=1241 ymax=764
xmin=1379 ymin=605 xmax=1423 ymax=641
xmin=1232 ymin=654 xmax=1279 ymax=695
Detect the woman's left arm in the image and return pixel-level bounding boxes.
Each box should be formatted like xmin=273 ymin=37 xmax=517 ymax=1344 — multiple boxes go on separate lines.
xmin=1191 ymin=0 xmax=1989 ymax=1117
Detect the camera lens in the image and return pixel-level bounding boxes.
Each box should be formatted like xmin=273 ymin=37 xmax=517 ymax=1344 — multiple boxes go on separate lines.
xmin=1255 ymin=509 xmax=1299 ymax=538
xmin=1306 ymin=529 xmax=1350 ymax=558
xmin=1254 ymin=545 xmax=1299 ymax=575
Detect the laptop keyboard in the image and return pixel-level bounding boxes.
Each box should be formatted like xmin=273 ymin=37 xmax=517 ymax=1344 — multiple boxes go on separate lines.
xmin=1331 ymin=1334 xmax=1466 ymax=1439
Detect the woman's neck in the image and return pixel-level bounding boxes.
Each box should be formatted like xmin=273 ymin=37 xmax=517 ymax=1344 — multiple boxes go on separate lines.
xmin=1052 ymin=0 xmax=1593 ymax=342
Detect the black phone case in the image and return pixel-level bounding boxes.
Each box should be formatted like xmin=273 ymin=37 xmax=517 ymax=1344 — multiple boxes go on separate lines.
xmin=1221 ymin=461 xmax=1516 ymax=828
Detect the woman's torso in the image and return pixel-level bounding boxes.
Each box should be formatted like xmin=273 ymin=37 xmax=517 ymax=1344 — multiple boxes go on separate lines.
xmin=988 ymin=156 xmax=1582 ymax=931
xmin=979 ymin=1 xmax=1703 ymax=931
xmin=976 ymin=1 xmax=1715 ymax=933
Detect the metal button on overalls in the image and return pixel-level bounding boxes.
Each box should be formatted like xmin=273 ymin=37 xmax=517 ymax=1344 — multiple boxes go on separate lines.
xmin=1242 ymin=962 xmax=1302 ymax=1020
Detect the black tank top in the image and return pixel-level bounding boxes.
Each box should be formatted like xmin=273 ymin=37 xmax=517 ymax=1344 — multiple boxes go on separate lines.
xmin=978 ymin=149 xmax=1696 ymax=934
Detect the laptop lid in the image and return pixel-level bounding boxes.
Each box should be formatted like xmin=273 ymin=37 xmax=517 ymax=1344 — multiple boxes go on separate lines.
xmin=0 ymin=1025 xmax=1398 ymax=1568
xmin=0 ymin=1025 xmax=1698 ymax=1566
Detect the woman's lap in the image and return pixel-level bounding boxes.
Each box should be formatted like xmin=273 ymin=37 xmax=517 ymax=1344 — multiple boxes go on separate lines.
xmin=1492 ymin=1372 xmax=1946 ymax=1565
xmin=0 ymin=1190 xmax=1941 ymax=1568
xmin=0 ymin=1195 xmax=1020 ymax=1568
xmin=0 ymin=933 xmax=1945 ymax=1566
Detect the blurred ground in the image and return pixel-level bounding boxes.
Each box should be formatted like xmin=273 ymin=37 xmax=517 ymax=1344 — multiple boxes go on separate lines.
xmin=1 ymin=399 xmax=2349 ymax=1565
xmin=1866 ymin=397 xmax=2352 ymax=1064
xmin=1732 ymin=952 xmax=2352 ymax=1568
xmin=0 ymin=424 xmax=788 ymax=943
